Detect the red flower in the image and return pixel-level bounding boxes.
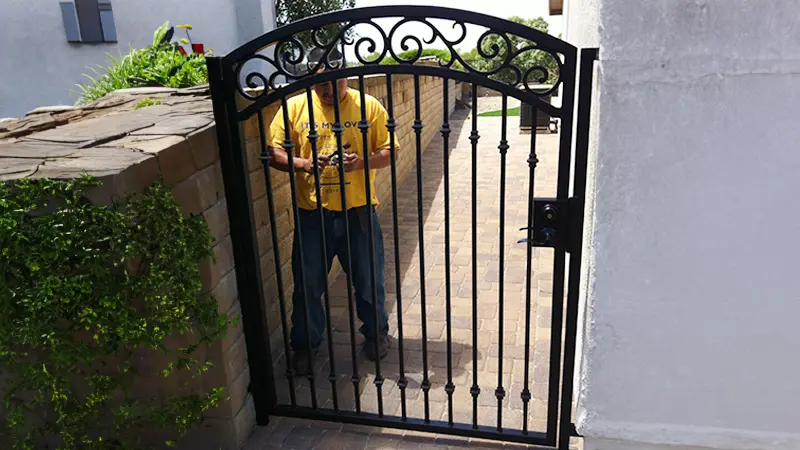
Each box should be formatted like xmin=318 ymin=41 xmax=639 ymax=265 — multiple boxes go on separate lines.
xmin=192 ymin=43 xmax=204 ymax=54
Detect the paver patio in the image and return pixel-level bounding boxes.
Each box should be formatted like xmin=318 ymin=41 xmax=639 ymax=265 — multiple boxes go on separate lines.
xmin=245 ymin=109 xmax=577 ymax=449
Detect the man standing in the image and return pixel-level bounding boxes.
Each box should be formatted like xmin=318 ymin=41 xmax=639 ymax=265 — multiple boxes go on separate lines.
xmin=267 ymin=48 xmax=393 ymax=375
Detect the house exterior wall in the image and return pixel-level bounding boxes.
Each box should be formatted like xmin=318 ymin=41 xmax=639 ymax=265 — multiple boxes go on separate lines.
xmin=568 ymin=0 xmax=800 ymax=449
xmin=0 ymin=0 xmax=276 ymax=118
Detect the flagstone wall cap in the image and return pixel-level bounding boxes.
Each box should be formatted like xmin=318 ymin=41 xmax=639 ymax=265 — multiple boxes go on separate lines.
xmin=0 ymin=87 xmax=214 ymax=187
xmin=110 ymin=87 xmax=180 ymax=96
xmin=25 ymin=106 xmax=77 ymax=116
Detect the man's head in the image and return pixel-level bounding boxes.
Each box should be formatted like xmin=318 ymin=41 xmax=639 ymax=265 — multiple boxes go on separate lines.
xmin=307 ymin=47 xmax=348 ymax=105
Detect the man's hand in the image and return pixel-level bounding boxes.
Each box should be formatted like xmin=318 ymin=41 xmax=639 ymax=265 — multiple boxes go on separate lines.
xmin=343 ymin=153 xmax=364 ymax=172
xmin=299 ymin=155 xmax=330 ymax=174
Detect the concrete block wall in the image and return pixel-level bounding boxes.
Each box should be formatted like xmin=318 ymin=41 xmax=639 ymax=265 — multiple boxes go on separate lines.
xmin=0 ymin=88 xmax=255 ymax=450
xmin=240 ymin=73 xmax=459 ymax=365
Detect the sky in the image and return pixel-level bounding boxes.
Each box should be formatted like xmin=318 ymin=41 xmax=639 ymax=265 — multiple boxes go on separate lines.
xmin=342 ymin=0 xmax=563 ymax=62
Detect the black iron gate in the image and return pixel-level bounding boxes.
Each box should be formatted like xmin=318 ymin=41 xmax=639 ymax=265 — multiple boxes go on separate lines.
xmin=207 ymin=6 xmax=597 ymax=449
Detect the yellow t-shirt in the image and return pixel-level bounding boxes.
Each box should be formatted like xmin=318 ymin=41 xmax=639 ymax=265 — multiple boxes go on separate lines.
xmin=267 ymin=89 xmax=394 ymax=212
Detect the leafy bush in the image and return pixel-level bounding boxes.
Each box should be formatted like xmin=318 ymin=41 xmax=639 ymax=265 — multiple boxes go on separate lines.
xmin=464 ymin=17 xmax=560 ymax=86
xmin=0 ymin=176 xmax=232 ymax=449
xmin=76 ymin=22 xmax=209 ymax=105
xmin=356 ymin=48 xmax=465 ymax=71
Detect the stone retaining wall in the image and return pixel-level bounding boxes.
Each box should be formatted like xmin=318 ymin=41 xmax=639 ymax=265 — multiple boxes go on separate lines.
xmin=0 ymin=86 xmax=253 ymax=449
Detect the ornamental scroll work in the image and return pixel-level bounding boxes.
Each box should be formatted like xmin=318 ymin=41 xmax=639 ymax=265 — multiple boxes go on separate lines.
xmin=233 ymin=17 xmax=564 ymax=101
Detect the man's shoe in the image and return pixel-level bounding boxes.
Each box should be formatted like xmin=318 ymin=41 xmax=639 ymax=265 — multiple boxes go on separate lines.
xmin=292 ymin=350 xmax=317 ymax=377
xmin=364 ymin=336 xmax=390 ymax=361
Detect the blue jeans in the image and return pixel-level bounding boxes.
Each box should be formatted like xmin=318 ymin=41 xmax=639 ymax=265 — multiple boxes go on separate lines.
xmin=290 ymin=205 xmax=389 ymax=351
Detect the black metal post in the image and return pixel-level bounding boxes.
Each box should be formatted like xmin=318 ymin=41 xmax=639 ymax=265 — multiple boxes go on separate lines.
xmin=557 ymin=47 xmax=599 ymax=450
xmin=545 ymin=45 xmax=578 ymax=446
xmin=207 ymin=56 xmax=276 ymax=425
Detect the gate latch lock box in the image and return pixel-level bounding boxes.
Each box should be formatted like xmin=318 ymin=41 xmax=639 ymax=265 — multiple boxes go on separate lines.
xmin=519 ymin=198 xmax=578 ymax=250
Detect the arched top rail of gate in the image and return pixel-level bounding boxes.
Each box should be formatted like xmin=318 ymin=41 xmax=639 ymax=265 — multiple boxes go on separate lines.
xmin=220 ymin=6 xmax=577 ymax=120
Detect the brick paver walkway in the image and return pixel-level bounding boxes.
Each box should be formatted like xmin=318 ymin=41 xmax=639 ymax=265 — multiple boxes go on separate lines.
xmin=246 ymin=110 xmax=577 ymax=449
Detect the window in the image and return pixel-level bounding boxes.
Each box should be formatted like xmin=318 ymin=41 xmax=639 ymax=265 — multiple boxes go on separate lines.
xmin=60 ymin=0 xmax=117 ymax=43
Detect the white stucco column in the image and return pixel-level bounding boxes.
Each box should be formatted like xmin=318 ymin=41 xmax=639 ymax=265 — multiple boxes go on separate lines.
xmin=572 ymin=0 xmax=800 ymax=449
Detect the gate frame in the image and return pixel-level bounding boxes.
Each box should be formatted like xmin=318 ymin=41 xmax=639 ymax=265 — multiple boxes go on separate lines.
xmin=207 ymin=7 xmax=598 ymax=449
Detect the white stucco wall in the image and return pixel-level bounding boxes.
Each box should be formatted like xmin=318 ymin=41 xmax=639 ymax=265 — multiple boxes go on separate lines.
xmin=0 ymin=0 xmax=276 ymax=118
xmin=563 ymin=0 xmax=601 ymax=432
xmin=576 ymin=0 xmax=800 ymax=449
xmin=563 ymin=0 xmax=599 ymax=48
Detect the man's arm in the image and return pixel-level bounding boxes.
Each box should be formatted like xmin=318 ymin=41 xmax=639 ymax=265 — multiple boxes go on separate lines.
xmin=342 ymin=146 xmax=394 ymax=172
xmin=268 ymin=146 xmax=328 ymax=173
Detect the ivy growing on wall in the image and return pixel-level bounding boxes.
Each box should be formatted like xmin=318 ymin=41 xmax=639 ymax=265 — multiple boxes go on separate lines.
xmin=0 ymin=176 xmax=233 ymax=449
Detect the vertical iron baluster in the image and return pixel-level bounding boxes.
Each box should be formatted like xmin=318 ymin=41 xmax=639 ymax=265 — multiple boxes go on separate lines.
xmin=521 ymin=106 xmax=539 ymax=433
xmin=357 ymin=76 xmax=385 ymax=417
xmin=330 ymin=81 xmax=362 ymax=413
xmin=257 ymin=110 xmax=296 ymax=406
xmin=281 ymin=96 xmax=317 ymax=408
xmin=495 ymin=94 xmax=509 ymax=431
xmin=386 ymin=74 xmax=408 ymax=420
xmin=305 ymin=88 xmax=338 ymax=410
xmin=546 ymin=251 xmax=567 ymax=436
xmin=469 ymin=84 xmax=481 ymax=430
xmin=413 ymin=74 xmax=431 ymax=423
xmin=441 ymin=79 xmax=455 ymax=425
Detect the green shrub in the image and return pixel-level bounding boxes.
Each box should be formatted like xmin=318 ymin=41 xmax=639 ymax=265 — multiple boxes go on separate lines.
xmin=76 ymin=22 xmax=209 ymax=105
xmin=0 ymin=176 xmax=232 ymax=449
xmin=360 ymin=48 xmax=465 ymax=71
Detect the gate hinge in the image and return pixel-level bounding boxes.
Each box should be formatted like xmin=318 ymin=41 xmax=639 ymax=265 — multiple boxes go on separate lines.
xmin=518 ymin=197 xmax=582 ymax=253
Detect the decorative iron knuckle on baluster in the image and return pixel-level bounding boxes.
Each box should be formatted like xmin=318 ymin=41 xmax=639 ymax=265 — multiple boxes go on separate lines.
xmin=469 ymin=130 xmax=480 ymax=142
xmin=498 ymin=140 xmax=509 ymax=154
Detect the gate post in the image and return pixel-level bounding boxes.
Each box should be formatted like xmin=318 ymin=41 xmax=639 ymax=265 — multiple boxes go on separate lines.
xmin=558 ymin=47 xmax=599 ymax=450
xmin=207 ymin=56 xmax=277 ymax=425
